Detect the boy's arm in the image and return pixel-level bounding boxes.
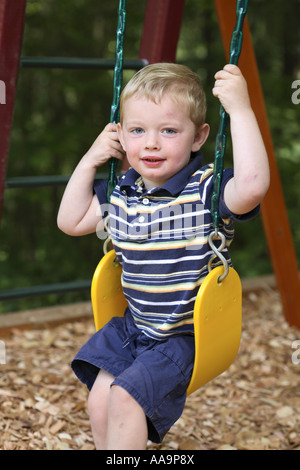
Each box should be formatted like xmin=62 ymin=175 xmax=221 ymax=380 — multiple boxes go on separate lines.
xmin=212 ymin=64 xmax=270 ymax=215
xmin=57 ymin=123 xmax=124 ymax=236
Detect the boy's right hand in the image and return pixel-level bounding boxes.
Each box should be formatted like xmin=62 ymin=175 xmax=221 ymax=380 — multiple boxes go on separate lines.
xmin=84 ymin=122 xmax=125 ymax=168
xmin=58 ymin=122 xmax=125 ymax=236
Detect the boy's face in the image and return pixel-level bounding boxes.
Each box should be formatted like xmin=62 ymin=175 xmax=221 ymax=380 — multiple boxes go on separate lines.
xmin=117 ymin=94 xmax=209 ymax=190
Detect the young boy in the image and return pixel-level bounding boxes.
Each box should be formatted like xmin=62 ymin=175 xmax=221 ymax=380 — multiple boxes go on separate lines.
xmin=57 ymin=63 xmax=270 ymax=449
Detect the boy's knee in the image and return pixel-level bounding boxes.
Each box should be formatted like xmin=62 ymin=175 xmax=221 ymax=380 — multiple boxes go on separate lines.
xmin=87 ymin=370 xmax=114 ymax=420
xmin=109 ymin=385 xmax=143 ymax=417
xmin=110 ymin=384 xmax=130 ymax=406
xmin=88 ymin=387 xmax=106 ymax=423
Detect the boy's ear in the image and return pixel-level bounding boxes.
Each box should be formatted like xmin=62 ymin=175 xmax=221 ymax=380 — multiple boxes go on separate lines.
xmin=192 ymin=123 xmax=210 ymax=152
xmin=117 ymin=123 xmax=126 ymax=151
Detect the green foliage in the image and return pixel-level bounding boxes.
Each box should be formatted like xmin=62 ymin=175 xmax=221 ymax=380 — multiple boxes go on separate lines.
xmin=1 ymin=0 xmax=300 ymax=312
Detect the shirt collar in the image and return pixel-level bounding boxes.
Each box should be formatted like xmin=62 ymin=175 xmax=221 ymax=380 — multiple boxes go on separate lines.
xmin=119 ymin=152 xmax=203 ymax=196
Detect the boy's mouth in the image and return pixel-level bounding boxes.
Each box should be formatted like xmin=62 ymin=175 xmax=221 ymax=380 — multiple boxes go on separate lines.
xmin=141 ymin=156 xmax=165 ymax=168
xmin=143 ymin=157 xmax=162 ymax=162
xmin=142 ymin=156 xmax=164 ymax=162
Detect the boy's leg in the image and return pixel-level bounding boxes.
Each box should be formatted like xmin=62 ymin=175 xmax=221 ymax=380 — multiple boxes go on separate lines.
xmin=107 ymin=384 xmax=148 ymax=450
xmin=88 ymin=370 xmax=148 ymax=450
xmin=88 ymin=369 xmax=114 ymax=450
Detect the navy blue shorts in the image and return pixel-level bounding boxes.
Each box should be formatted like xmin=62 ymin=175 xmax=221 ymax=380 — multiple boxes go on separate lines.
xmin=71 ymin=309 xmax=195 ymax=443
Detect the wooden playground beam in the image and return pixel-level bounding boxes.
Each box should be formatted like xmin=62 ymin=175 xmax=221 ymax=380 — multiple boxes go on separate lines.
xmin=214 ymin=0 xmax=300 ymax=327
xmin=0 ymin=0 xmax=26 ymax=221
xmin=139 ymin=0 xmax=185 ymax=64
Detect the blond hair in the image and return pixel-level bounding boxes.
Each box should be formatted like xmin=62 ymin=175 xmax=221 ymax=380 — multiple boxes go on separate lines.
xmin=119 ymin=63 xmax=206 ymax=127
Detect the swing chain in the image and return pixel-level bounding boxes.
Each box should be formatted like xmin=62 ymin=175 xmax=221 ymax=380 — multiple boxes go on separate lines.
xmin=103 ymin=215 xmax=112 ymax=255
xmin=209 ymin=0 xmax=249 ymax=281
xmin=107 ymin=0 xmax=127 ymax=202
xmin=103 ymin=233 xmax=112 ymax=256
xmin=208 ymin=230 xmax=229 ymax=283
xmin=229 ymin=0 xmax=249 ymax=67
xmin=210 ymin=0 xmax=249 ymax=230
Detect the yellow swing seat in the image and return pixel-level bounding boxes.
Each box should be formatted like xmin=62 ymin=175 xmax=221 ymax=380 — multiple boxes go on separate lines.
xmin=91 ymin=249 xmax=127 ymax=332
xmin=91 ymin=249 xmax=242 ymax=395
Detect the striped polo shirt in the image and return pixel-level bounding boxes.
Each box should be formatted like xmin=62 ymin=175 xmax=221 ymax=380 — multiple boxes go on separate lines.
xmin=94 ymin=152 xmax=258 ymax=340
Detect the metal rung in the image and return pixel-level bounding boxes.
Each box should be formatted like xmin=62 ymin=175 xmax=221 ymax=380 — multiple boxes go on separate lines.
xmin=0 ymin=280 xmax=92 ymax=301
xmin=20 ymin=57 xmax=147 ymax=70
xmin=5 ymin=174 xmax=108 ymax=189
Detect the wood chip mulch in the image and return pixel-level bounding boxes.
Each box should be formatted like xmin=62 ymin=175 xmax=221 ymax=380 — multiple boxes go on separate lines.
xmin=0 ymin=288 xmax=299 ymax=450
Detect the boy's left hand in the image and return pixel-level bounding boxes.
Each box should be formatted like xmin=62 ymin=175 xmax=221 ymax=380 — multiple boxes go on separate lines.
xmin=212 ymin=64 xmax=251 ymax=115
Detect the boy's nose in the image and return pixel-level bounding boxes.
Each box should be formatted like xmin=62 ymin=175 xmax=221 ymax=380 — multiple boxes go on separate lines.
xmin=145 ymin=132 xmax=160 ymax=150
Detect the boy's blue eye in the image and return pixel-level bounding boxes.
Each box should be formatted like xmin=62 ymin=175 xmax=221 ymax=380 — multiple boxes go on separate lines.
xmin=163 ymin=129 xmax=176 ymax=135
xmin=132 ymin=128 xmax=144 ymax=134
